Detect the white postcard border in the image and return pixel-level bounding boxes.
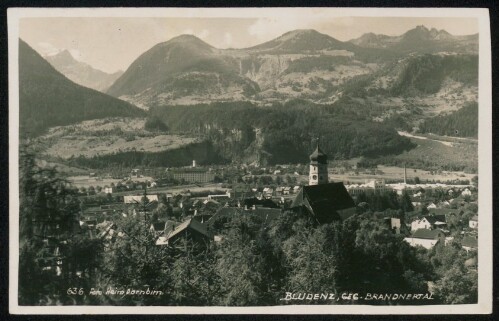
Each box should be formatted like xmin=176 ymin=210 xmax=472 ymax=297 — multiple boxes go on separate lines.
xmin=8 ymin=7 xmax=493 ymax=315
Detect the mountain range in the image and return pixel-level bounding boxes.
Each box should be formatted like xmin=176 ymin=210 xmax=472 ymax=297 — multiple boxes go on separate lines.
xmin=104 ymin=26 xmax=477 ymax=109
xmin=349 ymin=25 xmax=477 ymax=53
xmin=19 ymin=40 xmax=144 ymax=136
xmin=45 ymin=50 xmax=123 ymax=92
xmin=19 ymin=24 xmax=478 ymax=168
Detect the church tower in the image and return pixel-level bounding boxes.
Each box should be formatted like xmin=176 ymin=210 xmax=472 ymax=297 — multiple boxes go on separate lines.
xmin=309 ymin=142 xmax=328 ymax=186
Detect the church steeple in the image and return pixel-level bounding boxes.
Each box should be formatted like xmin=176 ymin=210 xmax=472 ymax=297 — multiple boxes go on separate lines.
xmin=309 ymin=140 xmax=328 ymax=185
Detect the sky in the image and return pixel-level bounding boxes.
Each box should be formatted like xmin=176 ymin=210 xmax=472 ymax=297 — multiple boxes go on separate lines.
xmin=19 ymin=16 xmax=478 ymax=74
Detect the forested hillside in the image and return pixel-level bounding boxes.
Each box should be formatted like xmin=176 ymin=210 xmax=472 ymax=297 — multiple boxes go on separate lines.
xmin=148 ymin=101 xmax=415 ymax=165
xmin=388 ymin=54 xmax=477 ymax=96
xmin=418 ymin=102 xmax=478 ymax=138
xmin=19 ymin=40 xmax=144 ymax=137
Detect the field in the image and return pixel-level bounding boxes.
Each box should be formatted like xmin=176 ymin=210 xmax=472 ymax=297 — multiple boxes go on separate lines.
xmin=391 ymin=134 xmax=477 ymax=173
xmin=328 ymin=165 xmax=475 ymax=184
xmin=37 ymin=117 xmax=198 ymax=159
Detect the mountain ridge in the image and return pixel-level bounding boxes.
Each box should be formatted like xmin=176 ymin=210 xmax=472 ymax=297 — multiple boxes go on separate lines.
xmin=349 ymin=25 xmax=478 ymax=53
xmin=46 ymin=49 xmax=124 ymax=92
xmin=19 ymin=39 xmax=144 ymax=136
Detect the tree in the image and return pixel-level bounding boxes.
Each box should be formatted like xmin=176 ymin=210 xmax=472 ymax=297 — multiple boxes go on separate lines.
xmin=101 ymin=214 xmax=173 ymax=305
xmin=400 ymin=190 xmax=414 ymax=213
xmin=170 ymin=249 xmax=220 ymax=305
xmin=282 ymin=223 xmax=343 ymax=295
xmin=214 ymin=215 xmax=276 ymax=305
xmin=433 ymin=265 xmax=478 ymax=304
xmin=18 ymin=144 xmax=92 ymax=304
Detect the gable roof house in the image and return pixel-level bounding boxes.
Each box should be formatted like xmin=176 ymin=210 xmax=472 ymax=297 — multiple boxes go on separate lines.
xmin=242 ymin=197 xmax=279 ymax=209
xmin=155 ymin=219 xmax=212 ymax=251
xmin=290 ymin=182 xmax=356 ymax=224
xmin=208 ymin=206 xmax=282 ymax=226
xmin=461 ymin=235 xmax=478 ymax=252
xmin=410 ymin=214 xmax=447 ymax=231
xmin=150 ymin=220 xmax=177 ymax=237
xmin=404 ymin=229 xmax=446 ymax=249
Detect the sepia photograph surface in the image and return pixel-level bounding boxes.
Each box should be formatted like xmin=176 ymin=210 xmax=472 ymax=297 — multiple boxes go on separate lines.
xmin=8 ymin=7 xmax=492 ymax=314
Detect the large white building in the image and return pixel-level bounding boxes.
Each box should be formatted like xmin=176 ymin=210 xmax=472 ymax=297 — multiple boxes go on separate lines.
xmin=346 ymin=179 xmax=392 ymax=196
xmin=123 ymin=194 xmax=159 ymax=204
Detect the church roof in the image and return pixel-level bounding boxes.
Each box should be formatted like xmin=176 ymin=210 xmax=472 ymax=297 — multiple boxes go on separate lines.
xmin=290 ymin=182 xmax=355 ymax=223
xmin=309 ymin=145 xmax=327 ymax=164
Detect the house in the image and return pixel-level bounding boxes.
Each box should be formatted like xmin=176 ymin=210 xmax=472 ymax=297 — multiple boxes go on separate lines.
xmin=461 ymin=188 xmax=472 ymax=196
xmin=192 ymin=212 xmax=215 ymax=223
xmin=410 ymin=214 xmax=446 ymax=231
xmin=283 ymin=187 xmax=291 ymax=195
xmin=461 ymin=235 xmax=478 ymax=252
xmin=207 ymin=191 xmax=231 ymax=201
xmin=439 ymin=200 xmax=451 ymax=207
xmin=384 ymin=217 xmax=401 ymax=234
xmin=155 ymin=219 xmax=212 ymax=250
xmin=413 ymin=191 xmax=423 ymax=198
xmin=242 ymin=197 xmax=279 ymax=209
xmin=275 ymin=186 xmax=284 ymax=196
xmin=293 ymin=186 xmax=301 ymax=194
xmin=150 ymin=220 xmax=176 ymax=237
xmin=103 ymin=187 xmax=113 ymax=194
xmin=469 ymin=215 xmax=478 ymax=229
xmin=207 ymin=206 xmax=282 ymax=230
xmin=404 ymin=229 xmax=445 ymax=249
xmin=263 ymin=187 xmax=274 ymax=198
xmin=131 ymin=168 xmax=140 ymax=178
xmin=290 ymin=182 xmax=356 ymax=224
xmin=427 ymin=203 xmax=437 ymax=209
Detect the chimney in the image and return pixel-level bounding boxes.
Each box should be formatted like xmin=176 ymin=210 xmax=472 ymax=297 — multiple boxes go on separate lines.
xmin=192 ymin=160 xmax=196 ymax=168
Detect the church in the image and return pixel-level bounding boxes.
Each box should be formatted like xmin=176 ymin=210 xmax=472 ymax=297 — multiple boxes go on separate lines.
xmin=290 ymin=143 xmax=356 ymax=224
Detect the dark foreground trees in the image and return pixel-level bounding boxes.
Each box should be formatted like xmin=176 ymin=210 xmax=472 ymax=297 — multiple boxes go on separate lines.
xmin=19 ymin=145 xmax=101 ymax=305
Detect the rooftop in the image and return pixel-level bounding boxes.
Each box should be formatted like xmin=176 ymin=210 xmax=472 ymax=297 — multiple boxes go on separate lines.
xmin=291 ymin=182 xmax=355 ymax=223
xmin=412 ymin=228 xmax=444 ymax=240
xmin=309 ymin=145 xmax=327 ymax=164
xmin=461 ymin=236 xmax=478 ymax=248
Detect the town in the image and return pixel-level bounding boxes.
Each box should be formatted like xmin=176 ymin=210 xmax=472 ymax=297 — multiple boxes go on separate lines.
xmin=72 ymin=150 xmax=478 ymax=254
xmin=21 ymin=142 xmax=479 ymax=306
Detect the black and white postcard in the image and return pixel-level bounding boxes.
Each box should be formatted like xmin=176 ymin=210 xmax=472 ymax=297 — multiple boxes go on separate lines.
xmin=7 ymin=7 xmax=493 ymax=314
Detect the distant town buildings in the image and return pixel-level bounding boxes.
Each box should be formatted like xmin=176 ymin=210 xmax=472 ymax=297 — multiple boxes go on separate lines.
xmin=123 ymin=194 xmax=159 ymax=204
xmin=346 ymin=179 xmax=392 ymax=196
xmin=169 ymin=167 xmax=215 ymax=183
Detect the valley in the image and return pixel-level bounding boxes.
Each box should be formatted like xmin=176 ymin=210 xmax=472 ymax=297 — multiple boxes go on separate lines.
xmin=21 ymin=25 xmax=479 ymax=175
xmin=39 ymin=118 xmax=198 ymax=159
